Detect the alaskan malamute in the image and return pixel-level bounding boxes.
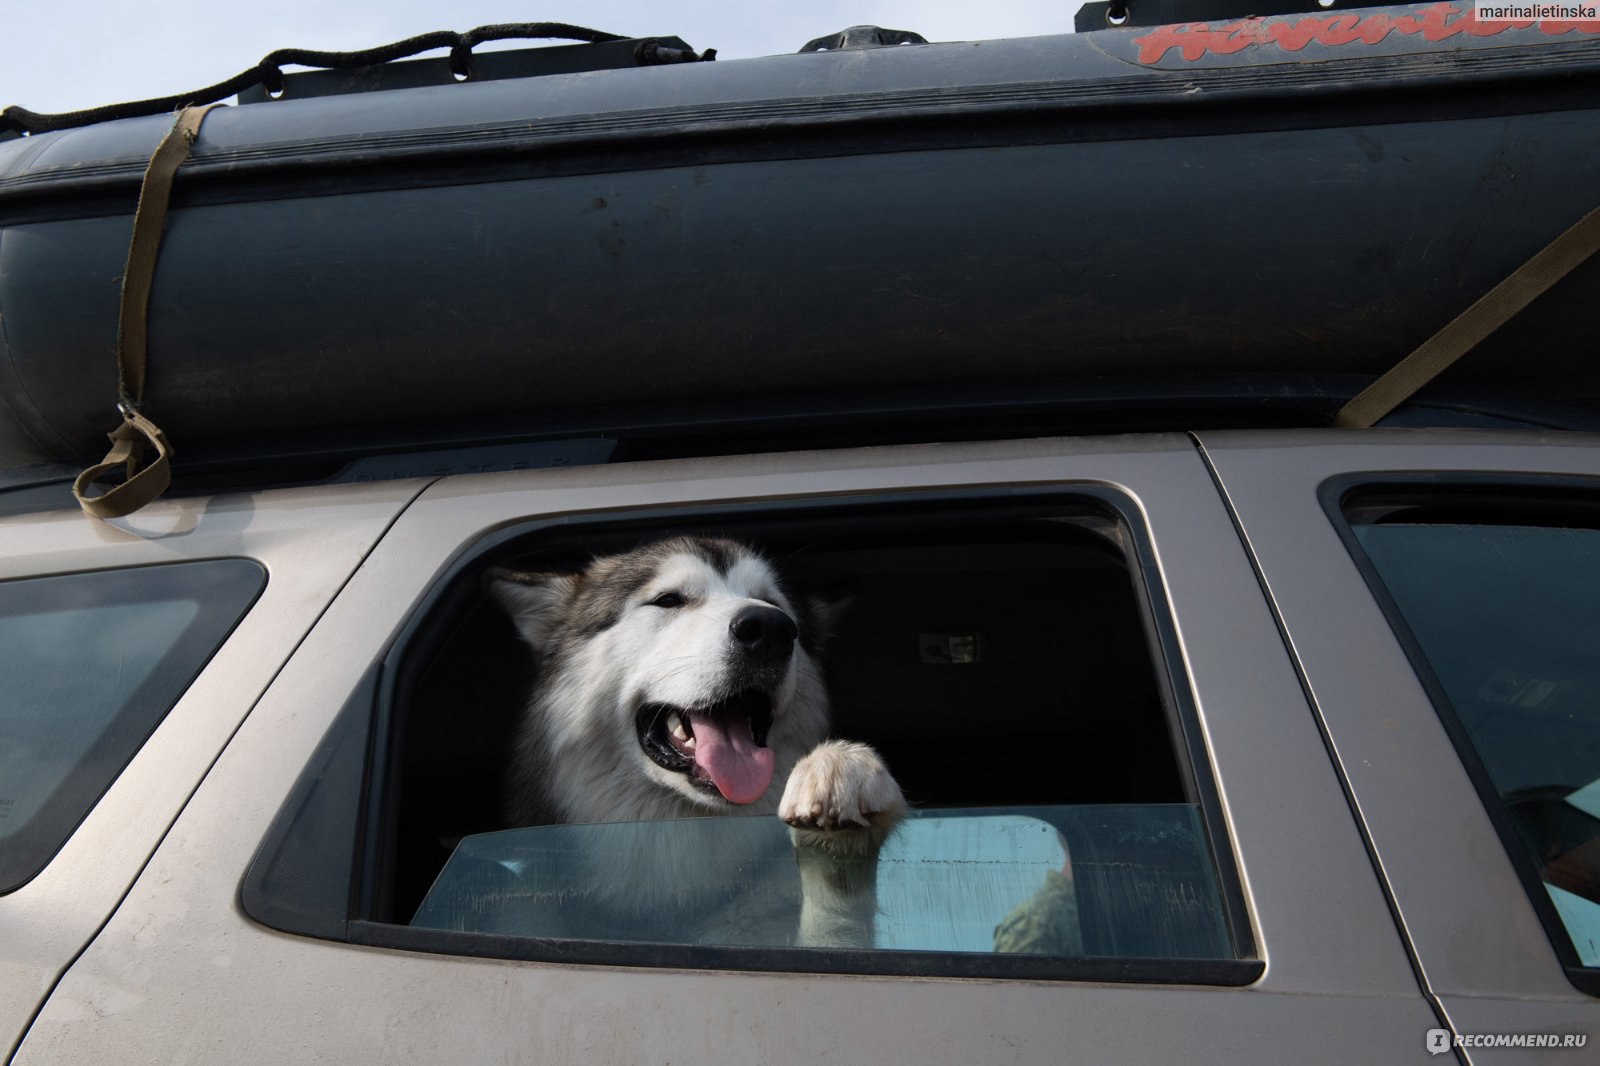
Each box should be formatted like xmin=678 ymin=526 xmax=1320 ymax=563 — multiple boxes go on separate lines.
xmin=488 ymin=536 xmax=905 ymax=854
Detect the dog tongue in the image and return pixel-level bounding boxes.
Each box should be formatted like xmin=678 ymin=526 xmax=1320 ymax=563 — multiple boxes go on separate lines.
xmin=688 ymin=713 xmax=776 ymax=804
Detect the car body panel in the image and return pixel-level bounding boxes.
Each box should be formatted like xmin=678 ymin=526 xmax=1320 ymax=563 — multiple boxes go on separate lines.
xmin=1199 ymin=429 xmax=1600 ymax=1062
xmin=13 ymin=437 xmax=1440 ymax=1064
xmin=0 ymin=481 xmax=429 ymax=1060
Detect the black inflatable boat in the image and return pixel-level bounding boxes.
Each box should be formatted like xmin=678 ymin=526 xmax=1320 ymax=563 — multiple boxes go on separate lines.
xmin=2 ymin=2 xmax=1598 ymax=490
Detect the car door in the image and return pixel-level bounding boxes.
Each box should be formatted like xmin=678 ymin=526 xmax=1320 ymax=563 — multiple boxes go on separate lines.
xmin=1200 ymin=429 xmax=1600 ymax=1063
xmin=0 ymin=479 xmax=428 ymax=1062
xmin=15 ymin=435 xmax=1442 ymax=1065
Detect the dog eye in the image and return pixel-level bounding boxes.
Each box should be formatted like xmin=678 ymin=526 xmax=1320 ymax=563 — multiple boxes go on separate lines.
xmin=647 ymin=591 xmax=685 ymax=609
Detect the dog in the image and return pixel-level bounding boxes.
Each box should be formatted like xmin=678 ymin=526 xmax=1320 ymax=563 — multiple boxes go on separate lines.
xmin=486 ymin=535 xmax=906 ymax=946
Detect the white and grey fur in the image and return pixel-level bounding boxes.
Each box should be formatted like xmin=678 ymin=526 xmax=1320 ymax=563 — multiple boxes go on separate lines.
xmin=487 ymin=536 xmax=905 ymax=854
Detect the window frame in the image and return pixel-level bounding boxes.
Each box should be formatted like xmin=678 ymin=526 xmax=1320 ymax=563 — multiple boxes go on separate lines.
xmin=1322 ymin=472 xmax=1600 ymax=997
xmin=244 ymin=484 xmax=1262 ymax=985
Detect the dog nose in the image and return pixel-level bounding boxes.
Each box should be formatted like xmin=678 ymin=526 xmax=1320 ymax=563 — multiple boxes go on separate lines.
xmin=730 ymin=605 xmax=797 ymax=658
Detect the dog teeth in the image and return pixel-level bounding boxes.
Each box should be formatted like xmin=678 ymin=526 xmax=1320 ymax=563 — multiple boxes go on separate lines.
xmin=668 ymin=711 xmax=690 ymax=743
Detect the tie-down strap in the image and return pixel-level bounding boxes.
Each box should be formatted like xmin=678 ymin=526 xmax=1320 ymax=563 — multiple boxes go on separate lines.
xmin=74 ymin=103 xmax=219 ymax=519
xmin=1335 ymin=204 xmax=1600 ymax=429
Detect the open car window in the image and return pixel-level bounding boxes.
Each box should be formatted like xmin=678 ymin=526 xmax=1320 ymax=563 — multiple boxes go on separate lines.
xmin=247 ymin=490 xmax=1257 ymax=983
xmin=1340 ymin=489 xmax=1600 ymax=984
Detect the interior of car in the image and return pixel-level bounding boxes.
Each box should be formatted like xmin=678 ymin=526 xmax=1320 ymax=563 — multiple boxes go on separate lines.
xmin=383 ymin=497 xmax=1193 ymax=926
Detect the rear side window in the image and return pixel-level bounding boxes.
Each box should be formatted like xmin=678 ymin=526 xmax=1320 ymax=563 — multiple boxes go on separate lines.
xmin=0 ymin=560 xmax=265 ymax=894
xmin=1340 ymin=487 xmax=1600 ymax=991
xmin=248 ymin=492 xmax=1259 ymax=984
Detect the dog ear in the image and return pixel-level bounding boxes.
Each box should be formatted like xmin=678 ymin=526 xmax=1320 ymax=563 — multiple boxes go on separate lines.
xmin=485 ymin=567 xmax=579 ymax=650
xmin=804 ymin=593 xmax=856 ymax=650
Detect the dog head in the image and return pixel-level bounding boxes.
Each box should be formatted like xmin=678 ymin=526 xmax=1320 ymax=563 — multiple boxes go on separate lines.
xmin=488 ymin=537 xmax=837 ymax=814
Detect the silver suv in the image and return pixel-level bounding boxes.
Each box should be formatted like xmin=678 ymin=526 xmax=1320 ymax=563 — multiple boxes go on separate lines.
xmin=3 ymin=6 xmax=1599 ymax=1064
xmin=4 ymin=431 xmax=1599 ymax=1063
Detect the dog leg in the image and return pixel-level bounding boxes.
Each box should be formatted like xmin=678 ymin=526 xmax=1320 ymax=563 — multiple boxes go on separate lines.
xmin=791 ymin=845 xmax=880 ymax=948
xmin=778 ymin=740 xmax=906 ymax=948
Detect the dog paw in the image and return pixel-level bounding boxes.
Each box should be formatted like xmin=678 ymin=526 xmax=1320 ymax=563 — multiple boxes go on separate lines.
xmin=779 ymin=740 xmax=906 ymax=836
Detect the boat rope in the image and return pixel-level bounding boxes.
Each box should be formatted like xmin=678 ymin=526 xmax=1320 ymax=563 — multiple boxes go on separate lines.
xmin=1334 ymin=203 xmax=1600 ymax=428
xmin=1 ymin=23 xmax=707 ymax=137
xmin=73 ymin=105 xmax=218 ymax=519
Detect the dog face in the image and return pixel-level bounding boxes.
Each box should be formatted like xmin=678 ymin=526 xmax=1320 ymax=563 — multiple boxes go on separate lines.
xmin=490 ymin=537 xmax=835 ymax=820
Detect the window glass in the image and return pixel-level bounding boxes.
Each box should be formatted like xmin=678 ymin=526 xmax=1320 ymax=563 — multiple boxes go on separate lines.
xmin=0 ymin=600 xmax=199 ymax=837
xmin=1350 ymin=515 xmax=1600 ymax=969
xmin=0 ymin=560 xmax=265 ymax=894
xmin=412 ymin=805 xmax=1235 ymax=961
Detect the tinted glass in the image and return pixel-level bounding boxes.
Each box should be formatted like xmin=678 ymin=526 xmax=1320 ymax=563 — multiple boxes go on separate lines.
xmin=0 ymin=560 xmax=265 ymax=893
xmin=412 ymin=805 xmax=1236 ymax=961
xmin=1352 ymin=518 xmax=1600 ymax=969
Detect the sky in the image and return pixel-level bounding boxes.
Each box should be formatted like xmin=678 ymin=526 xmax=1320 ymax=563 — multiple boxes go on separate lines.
xmin=4 ymin=1 xmax=1077 ymax=116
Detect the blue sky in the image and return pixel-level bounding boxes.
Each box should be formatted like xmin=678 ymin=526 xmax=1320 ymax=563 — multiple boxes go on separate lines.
xmin=5 ymin=1 xmax=1077 ymax=115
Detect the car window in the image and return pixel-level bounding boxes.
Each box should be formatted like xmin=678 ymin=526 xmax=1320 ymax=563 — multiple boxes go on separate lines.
xmin=0 ymin=560 xmax=265 ymax=894
xmin=1342 ymin=494 xmax=1600 ymax=976
xmin=249 ymin=491 xmax=1258 ymax=983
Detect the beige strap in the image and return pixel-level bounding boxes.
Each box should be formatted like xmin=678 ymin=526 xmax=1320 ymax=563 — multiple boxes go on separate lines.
xmin=75 ymin=103 xmax=219 ymax=519
xmin=72 ymin=410 xmax=176 ymax=519
xmin=1335 ymin=204 xmax=1600 ymax=428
